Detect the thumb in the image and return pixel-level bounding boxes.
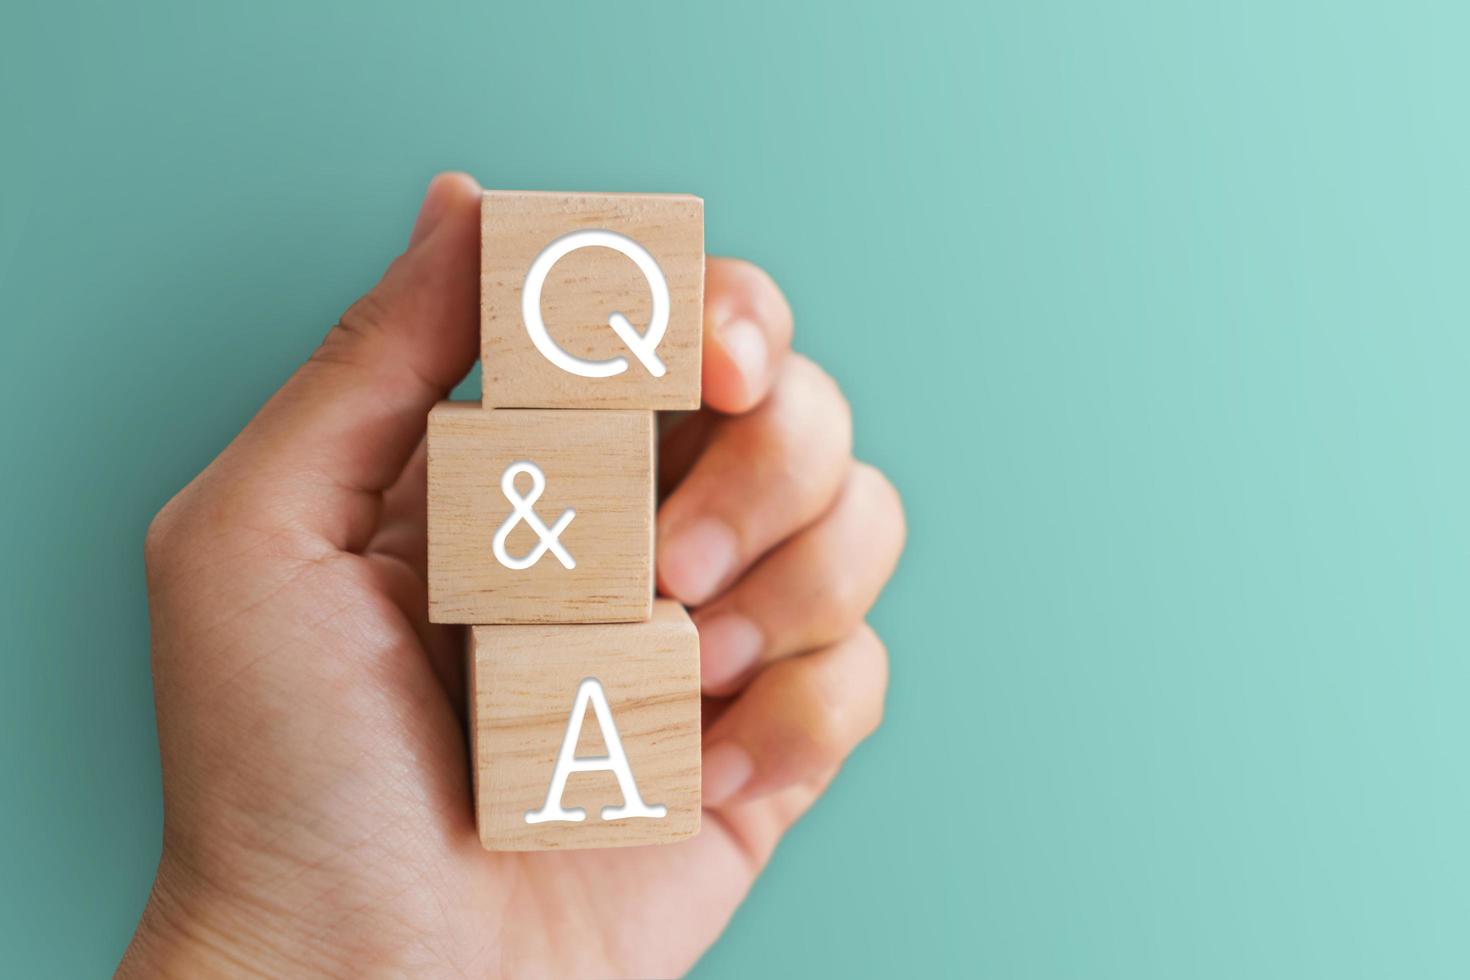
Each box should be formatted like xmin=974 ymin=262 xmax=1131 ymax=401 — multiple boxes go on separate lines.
xmin=208 ymin=172 xmax=483 ymax=550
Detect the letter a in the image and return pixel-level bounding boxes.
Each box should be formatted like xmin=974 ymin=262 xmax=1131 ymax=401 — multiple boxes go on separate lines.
xmin=525 ymin=677 xmax=668 ymax=824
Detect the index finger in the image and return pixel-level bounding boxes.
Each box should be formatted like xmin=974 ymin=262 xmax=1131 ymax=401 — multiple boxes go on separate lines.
xmin=701 ymin=257 xmax=794 ymax=413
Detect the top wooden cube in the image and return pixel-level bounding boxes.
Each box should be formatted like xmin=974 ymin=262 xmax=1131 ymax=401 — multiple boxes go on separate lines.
xmin=481 ymin=190 xmax=704 ymax=410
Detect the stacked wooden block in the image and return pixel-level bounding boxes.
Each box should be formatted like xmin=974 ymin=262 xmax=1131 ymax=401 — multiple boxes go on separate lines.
xmin=428 ymin=191 xmax=704 ymax=850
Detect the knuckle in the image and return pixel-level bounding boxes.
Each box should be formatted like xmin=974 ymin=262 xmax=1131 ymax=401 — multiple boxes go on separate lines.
xmin=717 ymin=257 xmax=792 ymax=324
xmin=718 ymin=255 xmax=770 ymax=285
xmin=817 ymin=566 xmax=869 ymax=639
xmin=801 ymin=628 xmax=889 ymax=751
xmin=789 ymin=648 xmax=870 ymax=761
xmin=813 ymin=472 xmax=899 ymax=618
xmin=312 ymin=322 xmax=371 ymax=372
xmin=143 ymin=473 xmax=293 ymax=578
xmin=760 ymin=357 xmax=853 ymax=486
xmin=811 ymin=372 xmax=853 ymax=458
xmin=768 ymin=626 xmax=890 ymax=772
xmin=341 ymin=286 xmax=394 ymax=340
xmin=143 ymin=497 xmax=184 ymax=569
xmin=854 ymin=625 xmax=890 ymax=737
xmin=852 ymin=462 xmax=908 ymax=549
xmin=797 ymin=687 xmax=853 ymax=767
xmin=311 ymin=289 xmax=393 ymax=370
xmin=786 ymin=354 xmax=851 ymax=422
xmin=143 ymin=479 xmax=217 ymax=573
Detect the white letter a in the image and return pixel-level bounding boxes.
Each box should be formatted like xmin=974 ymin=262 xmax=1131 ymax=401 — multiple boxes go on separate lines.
xmin=525 ymin=677 xmax=667 ymax=824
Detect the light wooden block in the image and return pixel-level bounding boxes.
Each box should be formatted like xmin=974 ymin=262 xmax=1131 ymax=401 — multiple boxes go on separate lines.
xmin=427 ymin=402 xmax=653 ymax=624
xmin=469 ymin=600 xmax=702 ymax=851
xmin=481 ymin=190 xmax=704 ymax=410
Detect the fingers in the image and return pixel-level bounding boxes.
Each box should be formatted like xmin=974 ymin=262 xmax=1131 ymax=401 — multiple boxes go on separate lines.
xmin=657 ymin=355 xmax=852 ymax=605
xmin=661 ymin=257 xmax=793 ymax=495
xmin=702 ymin=625 xmax=888 ymax=810
xmin=693 ymin=463 xmax=906 ymax=694
xmin=701 ymin=258 xmax=794 ymax=414
xmin=179 ymin=173 xmax=483 ymax=551
xmin=703 ymin=766 xmax=843 ymax=873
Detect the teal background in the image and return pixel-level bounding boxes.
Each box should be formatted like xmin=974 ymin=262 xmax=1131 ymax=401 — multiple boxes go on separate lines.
xmin=3 ymin=0 xmax=1469 ymax=976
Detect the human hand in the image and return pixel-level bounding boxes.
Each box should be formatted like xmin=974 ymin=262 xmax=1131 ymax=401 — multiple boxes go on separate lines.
xmin=120 ymin=173 xmax=905 ymax=979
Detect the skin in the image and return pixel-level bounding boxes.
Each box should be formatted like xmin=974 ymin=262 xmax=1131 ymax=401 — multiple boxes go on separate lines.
xmin=119 ymin=173 xmax=906 ymax=979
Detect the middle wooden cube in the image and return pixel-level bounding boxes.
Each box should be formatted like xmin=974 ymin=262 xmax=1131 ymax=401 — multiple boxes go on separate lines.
xmin=427 ymin=402 xmax=653 ymax=624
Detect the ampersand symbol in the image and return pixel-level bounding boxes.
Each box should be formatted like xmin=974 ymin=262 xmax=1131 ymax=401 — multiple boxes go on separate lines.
xmin=492 ymin=461 xmax=576 ymax=570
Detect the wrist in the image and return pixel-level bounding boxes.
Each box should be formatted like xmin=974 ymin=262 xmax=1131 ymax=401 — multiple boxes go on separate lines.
xmin=119 ymin=847 xmax=446 ymax=978
xmin=119 ymin=854 xmax=320 ymax=979
xmin=119 ymin=863 xmax=274 ymax=979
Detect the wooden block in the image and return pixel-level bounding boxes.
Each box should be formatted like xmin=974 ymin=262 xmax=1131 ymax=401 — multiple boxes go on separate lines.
xmin=481 ymin=190 xmax=704 ymax=410
xmin=427 ymin=402 xmax=653 ymax=624
xmin=468 ymin=600 xmax=702 ymax=851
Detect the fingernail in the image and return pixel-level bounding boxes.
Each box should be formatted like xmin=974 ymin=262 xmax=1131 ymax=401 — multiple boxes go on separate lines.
xmin=702 ymin=742 xmax=754 ymax=807
xmin=716 ymin=317 xmax=768 ymax=394
xmin=658 ymin=517 xmax=739 ymax=605
xmin=408 ymin=175 xmax=452 ymax=247
xmin=696 ymin=612 xmax=764 ymax=691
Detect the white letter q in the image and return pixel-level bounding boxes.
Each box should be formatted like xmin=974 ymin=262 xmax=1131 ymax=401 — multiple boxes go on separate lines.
xmin=521 ymin=229 xmax=670 ymax=378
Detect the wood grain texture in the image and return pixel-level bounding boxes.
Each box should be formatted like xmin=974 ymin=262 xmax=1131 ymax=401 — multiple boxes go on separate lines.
xmin=481 ymin=190 xmax=704 ymax=410
xmin=427 ymin=402 xmax=653 ymax=624
xmin=469 ymin=600 xmax=702 ymax=851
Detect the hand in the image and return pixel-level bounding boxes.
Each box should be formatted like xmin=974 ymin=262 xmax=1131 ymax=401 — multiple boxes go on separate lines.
xmin=120 ymin=174 xmax=906 ymax=979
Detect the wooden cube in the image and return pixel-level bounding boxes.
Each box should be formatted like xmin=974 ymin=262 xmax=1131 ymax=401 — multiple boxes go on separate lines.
xmin=468 ymin=600 xmax=702 ymax=851
xmin=427 ymin=402 xmax=653 ymax=624
xmin=481 ymin=190 xmax=704 ymax=410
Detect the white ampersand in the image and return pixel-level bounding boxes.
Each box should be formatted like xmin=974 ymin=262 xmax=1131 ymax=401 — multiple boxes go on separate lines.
xmin=521 ymin=229 xmax=670 ymax=379
xmin=492 ymin=461 xmax=576 ymax=570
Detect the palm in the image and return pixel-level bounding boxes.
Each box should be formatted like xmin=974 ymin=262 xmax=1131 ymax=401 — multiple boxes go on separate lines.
xmin=191 ymin=539 xmax=811 ymax=979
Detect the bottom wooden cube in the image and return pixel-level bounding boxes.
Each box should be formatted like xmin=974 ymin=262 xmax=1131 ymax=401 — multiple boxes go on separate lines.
xmin=469 ymin=600 xmax=701 ymax=851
